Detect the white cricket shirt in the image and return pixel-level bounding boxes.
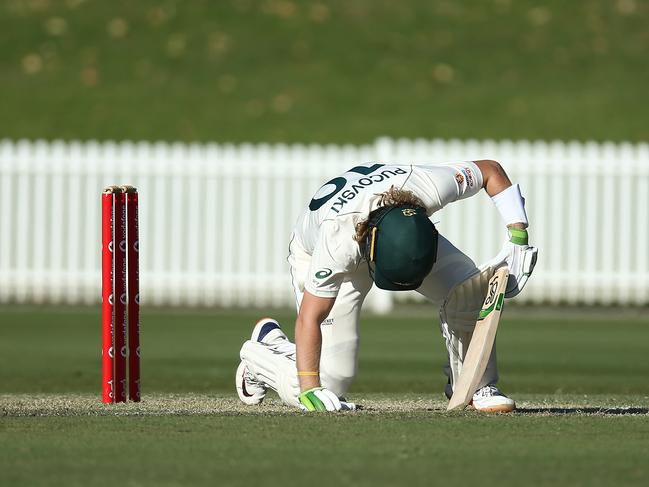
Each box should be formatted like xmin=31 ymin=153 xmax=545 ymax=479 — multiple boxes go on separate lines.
xmin=293 ymin=162 xmax=484 ymax=297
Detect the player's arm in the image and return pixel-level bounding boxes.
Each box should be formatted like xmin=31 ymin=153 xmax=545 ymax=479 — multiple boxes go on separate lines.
xmin=294 ymin=291 xmax=354 ymax=412
xmin=475 ymin=159 xmax=512 ymax=196
xmin=295 ymin=291 xmax=335 ymax=391
xmin=475 ymin=160 xmax=524 ymax=229
xmin=474 ymin=159 xmax=538 ymax=297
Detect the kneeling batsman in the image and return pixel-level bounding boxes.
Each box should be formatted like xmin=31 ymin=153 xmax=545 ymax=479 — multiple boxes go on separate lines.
xmin=235 ymin=160 xmax=537 ymax=412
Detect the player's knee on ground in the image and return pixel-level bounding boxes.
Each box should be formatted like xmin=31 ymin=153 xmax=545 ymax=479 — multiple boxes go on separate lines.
xmin=240 ymin=340 xmax=300 ymax=407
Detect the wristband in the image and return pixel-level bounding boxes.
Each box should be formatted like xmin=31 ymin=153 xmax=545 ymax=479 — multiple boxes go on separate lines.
xmin=297 ymin=371 xmax=319 ymax=376
xmin=509 ymin=228 xmax=529 ymax=245
xmin=491 ymin=184 xmax=529 ymax=226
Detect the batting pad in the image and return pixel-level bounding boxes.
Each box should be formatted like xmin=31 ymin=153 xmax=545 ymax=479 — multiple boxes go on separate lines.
xmin=439 ymin=266 xmax=499 ymax=390
xmin=240 ymin=340 xmax=301 ymax=407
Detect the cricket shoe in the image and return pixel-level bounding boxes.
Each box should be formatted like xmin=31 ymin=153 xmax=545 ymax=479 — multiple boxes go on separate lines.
xmin=471 ymin=385 xmax=516 ymax=413
xmin=250 ymin=317 xmax=295 ymax=359
xmin=444 ymin=382 xmax=516 ymax=413
xmin=251 ymin=317 xmax=288 ymax=345
xmin=236 ymin=361 xmax=267 ymax=405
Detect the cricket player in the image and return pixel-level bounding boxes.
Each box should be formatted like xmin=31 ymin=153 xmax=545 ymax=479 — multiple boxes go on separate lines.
xmin=236 ymin=160 xmax=538 ymax=412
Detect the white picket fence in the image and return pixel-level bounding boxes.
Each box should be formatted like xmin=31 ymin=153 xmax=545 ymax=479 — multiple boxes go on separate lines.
xmin=1 ymin=138 xmax=648 ymax=311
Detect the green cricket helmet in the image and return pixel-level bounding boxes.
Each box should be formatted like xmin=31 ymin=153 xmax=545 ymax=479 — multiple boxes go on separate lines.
xmin=363 ymin=205 xmax=438 ymax=291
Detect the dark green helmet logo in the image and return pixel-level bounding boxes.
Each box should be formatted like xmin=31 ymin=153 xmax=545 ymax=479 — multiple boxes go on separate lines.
xmin=315 ymin=268 xmax=332 ymax=279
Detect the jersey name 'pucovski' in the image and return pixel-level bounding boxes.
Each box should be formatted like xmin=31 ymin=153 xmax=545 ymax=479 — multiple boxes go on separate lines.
xmin=293 ymin=162 xmax=484 ymax=298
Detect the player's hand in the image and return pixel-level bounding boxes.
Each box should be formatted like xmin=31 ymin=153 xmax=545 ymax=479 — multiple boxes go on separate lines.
xmin=298 ymin=387 xmax=356 ymax=412
xmin=493 ymin=228 xmax=538 ymax=298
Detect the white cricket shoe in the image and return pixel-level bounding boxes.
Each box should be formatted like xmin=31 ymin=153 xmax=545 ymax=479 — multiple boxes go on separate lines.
xmin=235 ymin=361 xmax=267 ymax=405
xmin=471 ymin=385 xmax=516 ymax=413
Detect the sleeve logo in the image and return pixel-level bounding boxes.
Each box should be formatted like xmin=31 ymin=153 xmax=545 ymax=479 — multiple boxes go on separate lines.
xmin=456 ymin=167 xmax=475 ymax=188
xmin=463 ymin=167 xmax=475 ymax=187
xmin=315 ymin=268 xmax=333 ymax=279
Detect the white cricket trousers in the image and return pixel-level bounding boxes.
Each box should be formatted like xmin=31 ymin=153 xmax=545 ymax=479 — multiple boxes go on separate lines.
xmin=285 ymin=232 xmax=499 ymax=398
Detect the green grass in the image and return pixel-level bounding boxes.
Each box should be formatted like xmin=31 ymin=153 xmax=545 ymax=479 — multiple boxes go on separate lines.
xmin=1 ymin=0 xmax=648 ymax=143
xmin=1 ymin=306 xmax=648 ymax=395
xmin=1 ymin=305 xmax=649 ymax=486
xmin=3 ymin=414 xmax=649 ymax=487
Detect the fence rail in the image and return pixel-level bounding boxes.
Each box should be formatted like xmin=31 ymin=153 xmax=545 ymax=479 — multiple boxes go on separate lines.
xmin=1 ymin=138 xmax=648 ymax=311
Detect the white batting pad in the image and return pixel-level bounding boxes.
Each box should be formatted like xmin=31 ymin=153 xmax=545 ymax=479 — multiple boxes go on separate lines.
xmin=439 ymin=266 xmax=499 ymax=389
xmin=240 ymin=340 xmax=300 ymax=407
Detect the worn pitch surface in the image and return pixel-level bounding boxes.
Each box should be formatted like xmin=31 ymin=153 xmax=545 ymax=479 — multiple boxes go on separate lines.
xmin=2 ymin=393 xmax=649 ymax=417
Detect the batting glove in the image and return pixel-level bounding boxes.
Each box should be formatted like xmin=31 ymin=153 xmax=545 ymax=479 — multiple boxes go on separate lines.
xmin=492 ymin=228 xmax=538 ymax=298
xmin=298 ymin=387 xmax=356 ymax=412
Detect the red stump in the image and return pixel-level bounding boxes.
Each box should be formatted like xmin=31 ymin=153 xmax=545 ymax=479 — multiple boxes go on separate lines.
xmin=101 ymin=191 xmax=115 ymax=404
xmin=124 ymin=187 xmax=141 ymax=402
xmin=113 ymin=190 xmax=127 ymax=402
xmin=101 ymin=185 xmax=140 ymax=404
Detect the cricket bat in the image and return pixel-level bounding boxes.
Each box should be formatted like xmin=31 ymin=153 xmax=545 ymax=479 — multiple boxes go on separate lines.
xmin=447 ymin=266 xmax=509 ymax=411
